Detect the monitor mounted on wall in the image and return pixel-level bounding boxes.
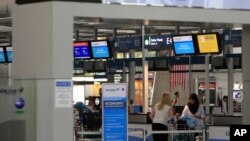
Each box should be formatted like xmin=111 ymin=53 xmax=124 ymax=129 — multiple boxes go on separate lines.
xmin=90 ymin=40 xmax=112 ymax=59
xmin=0 ymin=47 xmax=6 ymax=63
xmin=5 ymin=46 xmax=13 ymax=63
xmin=73 ymin=41 xmax=92 ymax=59
xmin=172 ymin=34 xmax=197 ymax=56
xmin=195 ymin=32 xmax=222 ymax=55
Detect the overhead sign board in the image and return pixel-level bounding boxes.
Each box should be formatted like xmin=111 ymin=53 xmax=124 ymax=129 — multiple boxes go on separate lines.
xmin=115 ymin=37 xmax=141 ymax=50
xmin=223 ymin=29 xmax=242 ymax=46
xmin=144 ymin=35 xmax=172 ymax=49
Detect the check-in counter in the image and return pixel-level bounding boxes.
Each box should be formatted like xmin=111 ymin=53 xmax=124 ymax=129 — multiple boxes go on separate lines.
xmin=128 ymin=113 xmax=152 ymax=124
xmin=206 ymin=113 xmax=240 ymax=141
xmin=128 ymin=114 xmax=153 ymax=141
xmin=205 ymin=113 xmax=240 ymax=141
xmin=208 ymin=125 xmax=229 ymax=141
xmin=206 ymin=114 xmax=242 ymax=125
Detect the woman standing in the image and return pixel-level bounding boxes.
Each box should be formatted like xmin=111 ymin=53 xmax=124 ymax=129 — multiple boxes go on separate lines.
xmin=181 ymin=93 xmax=205 ymax=130
xmin=150 ymin=92 xmax=173 ymax=141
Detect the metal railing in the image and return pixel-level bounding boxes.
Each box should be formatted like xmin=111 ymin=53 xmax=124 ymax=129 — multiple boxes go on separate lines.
xmin=76 ymin=128 xmax=206 ymax=141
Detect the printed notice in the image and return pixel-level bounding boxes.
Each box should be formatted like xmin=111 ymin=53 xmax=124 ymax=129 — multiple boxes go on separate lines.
xmin=102 ymin=83 xmax=128 ymax=141
xmin=55 ymin=79 xmax=72 ymax=108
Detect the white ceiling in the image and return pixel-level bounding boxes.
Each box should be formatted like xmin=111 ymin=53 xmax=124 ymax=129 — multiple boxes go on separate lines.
xmin=73 ymin=16 xmax=230 ymax=40
xmin=0 ymin=1 xmax=234 ymax=43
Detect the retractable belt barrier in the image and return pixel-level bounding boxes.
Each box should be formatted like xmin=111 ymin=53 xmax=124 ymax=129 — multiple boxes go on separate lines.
xmin=76 ymin=129 xmax=206 ymax=141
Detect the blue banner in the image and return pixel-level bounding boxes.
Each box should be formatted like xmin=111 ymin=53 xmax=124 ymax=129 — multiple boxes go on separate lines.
xmin=102 ymin=84 xmax=128 ymax=141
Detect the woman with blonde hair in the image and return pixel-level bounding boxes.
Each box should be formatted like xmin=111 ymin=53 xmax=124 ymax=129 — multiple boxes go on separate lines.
xmin=150 ymin=92 xmax=173 ymax=141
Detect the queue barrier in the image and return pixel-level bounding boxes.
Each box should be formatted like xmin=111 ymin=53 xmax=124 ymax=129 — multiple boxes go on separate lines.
xmin=77 ymin=130 xmax=146 ymax=141
xmin=76 ymin=129 xmax=206 ymax=141
xmin=77 ymin=131 xmax=101 ymax=141
xmin=149 ymin=129 xmax=205 ymax=141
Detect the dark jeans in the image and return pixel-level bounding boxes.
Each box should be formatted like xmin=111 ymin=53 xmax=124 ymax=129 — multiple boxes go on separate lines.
xmin=152 ymin=123 xmax=168 ymax=141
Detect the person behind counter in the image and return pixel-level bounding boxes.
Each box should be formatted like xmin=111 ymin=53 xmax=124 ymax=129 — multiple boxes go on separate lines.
xmin=221 ymin=95 xmax=228 ymax=115
xmin=128 ymin=99 xmax=134 ymax=114
xmin=172 ymin=91 xmax=181 ymax=106
xmin=150 ymin=92 xmax=173 ymax=141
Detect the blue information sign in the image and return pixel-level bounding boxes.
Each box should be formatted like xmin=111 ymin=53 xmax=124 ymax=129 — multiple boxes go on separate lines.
xmin=102 ymin=84 xmax=128 ymax=141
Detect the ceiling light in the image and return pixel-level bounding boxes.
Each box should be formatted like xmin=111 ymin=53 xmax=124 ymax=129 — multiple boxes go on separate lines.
xmin=117 ymin=30 xmax=136 ymax=34
xmin=72 ymin=77 xmax=107 ymax=82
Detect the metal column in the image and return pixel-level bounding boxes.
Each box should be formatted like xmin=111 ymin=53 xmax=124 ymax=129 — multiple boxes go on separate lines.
xmin=142 ymin=25 xmax=149 ymax=113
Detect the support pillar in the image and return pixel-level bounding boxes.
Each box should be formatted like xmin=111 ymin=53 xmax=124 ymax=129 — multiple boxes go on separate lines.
xmin=129 ymin=50 xmax=135 ymax=101
xmin=242 ymin=25 xmax=250 ymax=124
xmin=142 ymin=25 xmax=148 ymax=113
xmin=13 ymin=2 xmax=73 ymax=141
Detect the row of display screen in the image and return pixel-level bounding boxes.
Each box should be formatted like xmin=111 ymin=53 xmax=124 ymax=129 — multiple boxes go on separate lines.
xmin=74 ymin=40 xmax=111 ymax=59
xmin=172 ymin=32 xmax=221 ymax=55
xmin=0 ymin=46 xmax=12 ymax=63
xmin=74 ymin=32 xmax=221 ymax=59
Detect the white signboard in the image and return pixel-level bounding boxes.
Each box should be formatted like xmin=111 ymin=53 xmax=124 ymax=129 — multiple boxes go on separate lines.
xmin=102 ymin=83 xmax=128 ymax=141
xmin=209 ymin=126 xmax=230 ymax=141
xmin=103 ymin=0 xmax=250 ymax=10
xmin=55 ymin=79 xmax=72 ymax=108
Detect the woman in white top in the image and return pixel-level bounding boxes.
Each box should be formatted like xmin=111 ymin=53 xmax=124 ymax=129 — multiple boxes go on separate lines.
xmin=150 ymin=92 xmax=173 ymax=141
xmin=181 ymin=93 xmax=205 ymax=130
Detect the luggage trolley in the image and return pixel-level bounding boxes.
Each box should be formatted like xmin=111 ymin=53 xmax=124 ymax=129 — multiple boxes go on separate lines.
xmin=173 ymin=119 xmax=195 ymax=141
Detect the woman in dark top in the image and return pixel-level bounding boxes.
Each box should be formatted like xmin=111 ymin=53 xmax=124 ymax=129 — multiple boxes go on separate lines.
xmin=181 ymin=93 xmax=205 ymax=130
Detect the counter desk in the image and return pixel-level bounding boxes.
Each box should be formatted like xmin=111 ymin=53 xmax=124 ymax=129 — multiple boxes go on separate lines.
xmin=206 ymin=114 xmax=242 ymax=126
xmin=206 ymin=114 xmax=242 ymax=141
xmin=128 ymin=114 xmax=153 ymax=141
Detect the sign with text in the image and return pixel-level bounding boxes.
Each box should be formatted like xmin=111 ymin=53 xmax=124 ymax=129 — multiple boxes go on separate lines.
xmin=172 ymin=35 xmax=196 ymax=55
xmin=144 ymin=35 xmax=172 ymax=48
xmin=223 ymin=29 xmax=242 ymax=46
xmin=115 ymin=37 xmax=141 ymax=50
xmin=74 ymin=42 xmax=91 ymax=59
xmin=197 ymin=33 xmax=220 ymax=54
xmin=102 ymin=83 xmax=128 ymax=141
xmin=55 ymin=80 xmax=72 ymax=108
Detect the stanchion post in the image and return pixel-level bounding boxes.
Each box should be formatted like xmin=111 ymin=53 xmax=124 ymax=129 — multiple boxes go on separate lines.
xmin=143 ymin=129 xmax=147 ymax=141
xmin=203 ymin=129 xmax=206 ymax=141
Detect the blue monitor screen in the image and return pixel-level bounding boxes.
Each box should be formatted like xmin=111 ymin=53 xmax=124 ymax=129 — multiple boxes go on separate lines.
xmin=73 ymin=42 xmax=91 ymax=59
xmin=91 ymin=41 xmax=110 ymax=58
xmin=0 ymin=48 xmax=5 ymax=63
xmin=6 ymin=47 xmax=12 ymax=62
xmin=172 ymin=35 xmax=196 ymax=55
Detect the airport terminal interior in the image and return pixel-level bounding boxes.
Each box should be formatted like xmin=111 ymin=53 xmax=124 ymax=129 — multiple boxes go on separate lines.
xmin=1 ymin=0 xmax=250 ymax=141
